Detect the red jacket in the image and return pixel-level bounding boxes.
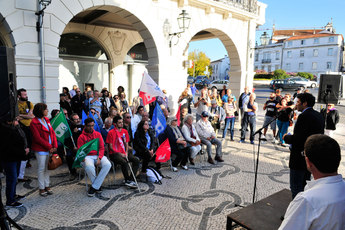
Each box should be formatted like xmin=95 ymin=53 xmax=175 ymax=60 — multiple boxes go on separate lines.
xmin=30 ymin=117 xmax=58 ymax=152
xmin=77 ymin=129 xmax=104 ymax=159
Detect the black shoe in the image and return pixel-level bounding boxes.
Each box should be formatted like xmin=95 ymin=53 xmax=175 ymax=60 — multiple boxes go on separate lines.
xmin=14 ymin=195 xmax=25 ymax=202
xmin=18 ymin=178 xmax=31 ymax=183
xmin=189 ymin=157 xmax=195 ymax=165
xmin=208 ymin=158 xmax=215 ymax=165
xmin=6 ymin=202 xmax=23 ymax=208
xmin=96 ymin=187 xmax=102 ymax=194
xmin=215 ymin=156 xmax=224 ymax=162
xmin=69 ymin=173 xmax=77 ymax=181
xmin=88 ymin=187 xmax=96 ymax=197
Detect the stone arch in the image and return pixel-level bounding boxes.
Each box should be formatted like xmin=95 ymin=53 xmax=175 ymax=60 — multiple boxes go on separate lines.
xmin=184 ymin=28 xmax=243 ymax=97
xmin=0 ymin=13 xmax=15 ymax=47
xmin=47 ymin=0 xmax=159 ymax=81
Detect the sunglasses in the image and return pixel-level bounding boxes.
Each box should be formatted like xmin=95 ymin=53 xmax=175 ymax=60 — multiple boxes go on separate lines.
xmin=125 ymin=116 xmax=131 ymax=119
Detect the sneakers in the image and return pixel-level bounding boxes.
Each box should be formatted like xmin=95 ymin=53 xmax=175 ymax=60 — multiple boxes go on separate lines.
xmin=45 ymin=188 xmax=53 ymax=195
xmin=6 ymin=202 xmax=23 ymax=208
xmin=250 ymin=141 xmax=254 ymax=144
xmin=274 ymin=139 xmax=280 ymax=144
xmin=39 ymin=190 xmax=48 ymax=197
xmin=172 ymin=167 xmax=178 ymax=172
xmin=208 ymin=158 xmax=215 ymax=165
xmin=125 ymin=180 xmax=138 ymax=188
xmin=260 ymin=135 xmax=267 ymax=141
xmin=87 ymin=187 xmax=97 ymax=197
xmin=214 ymin=156 xmax=224 ymax=162
xmin=189 ymin=158 xmax=195 ymax=165
xmin=96 ymin=187 xmax=102 ymax=194
xmin=239 ymin=140 xmax=245 ymax=143
xmin=181 ymin=165 xmax=188 ymax=170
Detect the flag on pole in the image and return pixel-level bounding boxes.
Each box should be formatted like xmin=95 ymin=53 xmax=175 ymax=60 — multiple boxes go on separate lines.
xmin=155 ymin=138 xmax=171 ymax=163
xmin=175 ymin=104 xmax=182 ymax=126
xmin=139 ymin=72 xmax=165 ymax=105
xmin=51 ymin=108 xmax=72 ymax=144
xmin=151 ymin=103 xmax=167 ymax=137
xmin=81 ymin=110 xmax=88 ymax=125
xmin=72 ymin=139 xmax=99 ymax=168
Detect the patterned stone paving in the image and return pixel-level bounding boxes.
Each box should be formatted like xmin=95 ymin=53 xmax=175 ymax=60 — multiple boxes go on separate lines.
xmin=4 ymin=109 xmax=345 ymax=230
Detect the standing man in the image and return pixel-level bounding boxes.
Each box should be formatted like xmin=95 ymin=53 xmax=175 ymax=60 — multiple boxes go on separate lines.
xmin=279 ymin=134 xmax=345 ymax=230
xmin=283 ymin=93 xmax=324 ymax=199
xmin=71 ymin=88 xmax=84 ymax=118
xmin=195 ymin=111 xmax=223 ymax=164
xmin=320 ymin=103 xmax=339 ymax=137
xmin=89 ymin=90 xmax=102 ymax=114
xmin=16 ymin=88 xmax=34 ymax=182
xmin=190 ymin=83 xmax=198 ymax=103
xmin=238 ymin=87 xmax=251 ymax=130
xmin=106 ymin=116 xmax=139 ymax=188
xmin=262 ymin=92 xmax=278 ymax=140
xmin=77 ymin=118 xmax=111 ymax=197
xmin=240 ymin=93 xmax=258 ymax=144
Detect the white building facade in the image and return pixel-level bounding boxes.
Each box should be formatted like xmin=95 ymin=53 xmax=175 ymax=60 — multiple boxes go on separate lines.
xmin=254 ymin=24 xmax=344 ymax=76
xmin=210 ymin=55 xmax=230 ymax=80
xmin=0 ymin=0 xmax=266 ymax=112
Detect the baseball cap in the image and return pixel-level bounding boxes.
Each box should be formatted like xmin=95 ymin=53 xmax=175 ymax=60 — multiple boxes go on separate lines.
xmin=201 ymin=111 xmax=209 ymax=117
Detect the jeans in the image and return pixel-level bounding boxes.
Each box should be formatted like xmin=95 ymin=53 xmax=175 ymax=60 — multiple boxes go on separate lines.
xmin=17 ymin=160 xmax=27 ymax=180
xmin=2 ymin=161 xmax=19 ymax=205
xmin=83 ymin=155 xmax=111 ymax=190
xmin=240 ymin=114 xmax=256 ymax=141
xmin=35 ymin=153 xmax=50 ymax=190
xmin=223 ymin=117 xmax=235 ymax=139
xmin=200 ymin=137 xmax=222 ymax=159
xmin=290 ymin=169 xmax=311 ymax=199
xmin=276 ymin=120 xmax=289 ymax=144
xmin=109 ymin=153 xmax=140 ymax=181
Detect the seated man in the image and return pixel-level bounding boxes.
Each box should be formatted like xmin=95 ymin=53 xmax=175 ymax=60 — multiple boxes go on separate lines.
xmin=182 ymin=114 xmax=201 ymax=165
xmin=106 ymin=116 xmax=139 ymax=188
xmin=77 ymin=118 xmax=111 ymax=197
xmin=195 ymin=111 xmax=223 ymax=164
xmin=100 ymin=117 xmax=114 ymax=142
xmin=279 ymin=134 xmax=345 ymax=229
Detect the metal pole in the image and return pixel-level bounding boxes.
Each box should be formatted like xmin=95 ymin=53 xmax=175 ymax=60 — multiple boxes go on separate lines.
xmin=38 ymin=2 xmax=47 ymax=104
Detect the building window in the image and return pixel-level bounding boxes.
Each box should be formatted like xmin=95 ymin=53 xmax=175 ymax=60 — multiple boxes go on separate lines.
xmin=300 ymin=50 xmax=304 ymax=57
xmin=287 ymin=51 xmax=292 ymax=58
xmin=327 ymin=62 xmax=332 ymax=69
xmin=301 ymin=40 xmax=305 ymax=45
xmin=255 ymin=53 xmax=259 ymax=61
xmin=275 ymin=51 xmax=280 ymax=60
xmin=329 ymin=37 xmax=334 ymax=43
xmin=328 ymin=48 xmax=333 ymax=56
xmin=299 ymin=63 xmax=304 ymax=70
xmin=287 ymin=41 xmax=292 ymax=47
xmin=314 ymin=38 xmax=319 ymax=44
xmin=254 ymin=66 xmax=258 ymax=71
xmin=313 ymin=49 xmax=318 ymax=57
xmin=286 ymin=63 xmax=291 ymax=70
xmin=268 ymin=65 xmax=271 ymax=72
xmin=275 ymin=65 xmax=279 ymax=70
xmin=312 ymin=62 xmax=317 ymax=70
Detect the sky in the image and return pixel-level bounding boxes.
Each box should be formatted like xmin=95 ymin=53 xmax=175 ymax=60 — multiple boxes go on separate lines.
xmin=189 ymin=0 xmax=345 ymax=61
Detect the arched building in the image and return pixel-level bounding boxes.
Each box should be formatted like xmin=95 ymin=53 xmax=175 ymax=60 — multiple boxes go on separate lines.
xmin=0 ymin=0 xmax=266 ymax=112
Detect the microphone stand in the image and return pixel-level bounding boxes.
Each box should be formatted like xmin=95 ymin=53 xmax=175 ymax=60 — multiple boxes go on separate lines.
xmin=251 ymin=116 xmax=278 ymax=204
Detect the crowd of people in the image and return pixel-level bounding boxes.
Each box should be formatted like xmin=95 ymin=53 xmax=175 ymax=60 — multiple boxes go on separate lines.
xmin=0 ymin=82 xmax=344 ymax=229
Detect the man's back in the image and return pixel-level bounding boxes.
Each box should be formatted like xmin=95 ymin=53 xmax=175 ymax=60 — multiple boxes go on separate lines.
xmin=279 ymin=175 xmax=345 ymax=230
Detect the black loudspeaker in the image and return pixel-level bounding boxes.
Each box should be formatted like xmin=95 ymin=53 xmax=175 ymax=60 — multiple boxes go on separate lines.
xmin=318 ymin=74 xmax=343 ymax=104
xmin=0 ymin=47 xmax=18 ymax=122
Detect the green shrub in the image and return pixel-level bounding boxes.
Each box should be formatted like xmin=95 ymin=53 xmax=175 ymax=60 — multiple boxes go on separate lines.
xmin=297 ymin=72 xmax=314 ymax=80
xmin=273 ymin=69 xmax=289 ymax=79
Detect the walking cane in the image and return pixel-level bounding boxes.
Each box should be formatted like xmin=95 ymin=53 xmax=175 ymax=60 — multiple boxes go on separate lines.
xmin=126 ymin=156 xmax=141 ymax=193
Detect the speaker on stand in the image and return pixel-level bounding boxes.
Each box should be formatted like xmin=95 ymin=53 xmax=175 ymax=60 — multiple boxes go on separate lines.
xmin=0 ymin=46 xmax=18 ymax=122
xmin=317 ymin=74 xmax=343 ymax=105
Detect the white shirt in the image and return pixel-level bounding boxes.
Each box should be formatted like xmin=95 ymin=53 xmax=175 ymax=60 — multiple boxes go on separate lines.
xmin=195 ymin=119 xmax=215 ymax=139
xmin=279 ymin=174 xmax=345 ymax=230
xmin=196 ymin=97 xmax=210 ymax=115
xmin=182 ymin=124 xmax=200 ymax=143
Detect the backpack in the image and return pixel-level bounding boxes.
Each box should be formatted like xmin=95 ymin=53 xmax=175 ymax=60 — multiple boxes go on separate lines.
xmin=146 ymin=167 xmax=163 ymax=184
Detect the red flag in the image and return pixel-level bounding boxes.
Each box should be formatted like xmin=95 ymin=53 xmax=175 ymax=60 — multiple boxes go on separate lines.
xmin=139 ymin=72 xmax=164 ymax=105
xmin=175 ymin=104 xmax=181 ymax=126
xmin=155 ymin=139 xmax=171 ymax=163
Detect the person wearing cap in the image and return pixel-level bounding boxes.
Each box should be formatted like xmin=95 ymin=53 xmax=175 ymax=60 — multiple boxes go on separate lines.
xmin=208 ymin=99 xmax=225 ymax=135
xmin=195 ymin=111 xmax=223 ymax=164
xmin=194 ymin=89 xmax=211 ymax=122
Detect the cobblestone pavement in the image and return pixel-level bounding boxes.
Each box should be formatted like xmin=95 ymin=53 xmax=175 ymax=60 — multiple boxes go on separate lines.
xmin=5 ymin=108 xmax=345 ymax=230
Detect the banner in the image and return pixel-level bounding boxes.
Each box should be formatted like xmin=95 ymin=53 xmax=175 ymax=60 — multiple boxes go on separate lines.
xmin=139 ymin=72 xmax=165 ymax=105
xmin=72 ymin=139 xmax=99 ymax=168
xmin=51 ymin=108 xmax=72 ymax=144
xmin=151 ymin=103 xmax=167 ymax=137
xmin=155 ymin=138 xmax=171 ymax=163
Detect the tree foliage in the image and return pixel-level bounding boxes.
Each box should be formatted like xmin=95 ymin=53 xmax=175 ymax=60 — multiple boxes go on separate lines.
xmin=273 ymin=69 xmax=289 ymax=79
xmin=188 ymin=51 xmax=212 ymax=77
xmin=297 ymin=72 xmax=314 ymax=80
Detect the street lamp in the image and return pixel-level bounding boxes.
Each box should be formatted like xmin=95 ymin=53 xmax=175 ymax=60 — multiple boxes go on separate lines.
xmin=169 ymin=10 xmax=191 ymax=47
xmin=260 ymin=31 xmax=270 ymax=46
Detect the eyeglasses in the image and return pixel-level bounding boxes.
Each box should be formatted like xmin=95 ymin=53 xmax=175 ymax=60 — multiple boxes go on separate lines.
xmin=125 ymin=116 xmax=131 ymax=119
xmin=64 ymin=113 xmax=68 ymax=115
xmin=301 ymin=151 xmax=306 ymax=157
xmin=73 ymin=118 xmax=80 ymax=121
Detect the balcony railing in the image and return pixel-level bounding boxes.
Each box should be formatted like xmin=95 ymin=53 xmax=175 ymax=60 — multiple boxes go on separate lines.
xmin=262 ymin=59 xmax=271 ymax=63
xmin=213 ymin=0 xmax=258 ymax=14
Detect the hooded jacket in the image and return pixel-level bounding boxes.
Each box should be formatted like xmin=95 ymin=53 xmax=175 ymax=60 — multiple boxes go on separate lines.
xmin=77 ymin=129 xmax=104 ymax=159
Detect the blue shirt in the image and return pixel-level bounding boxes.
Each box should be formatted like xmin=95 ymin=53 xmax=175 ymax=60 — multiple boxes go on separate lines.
xmin=145 ymin=132 xmax=151 ymax=149
xmin=191 ymin=86 xmax=197 ymax=96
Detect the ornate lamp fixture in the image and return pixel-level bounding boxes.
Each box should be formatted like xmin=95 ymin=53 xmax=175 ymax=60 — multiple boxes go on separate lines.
xmin=169 ymin=10 xmax=191 ymax=47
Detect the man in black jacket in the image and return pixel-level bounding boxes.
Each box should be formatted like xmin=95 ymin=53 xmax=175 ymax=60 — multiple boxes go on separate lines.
xmin=283 ymin=93 xmax=324 ymax=199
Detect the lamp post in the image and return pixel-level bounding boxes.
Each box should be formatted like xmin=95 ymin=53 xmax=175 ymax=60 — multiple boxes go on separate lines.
xmin=168 ymin=10 xmax=191 ymax=47
xmin=36 ymin=0 xmax=52 ymax=104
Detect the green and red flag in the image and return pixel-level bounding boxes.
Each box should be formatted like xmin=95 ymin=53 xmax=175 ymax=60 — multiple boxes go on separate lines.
xmin=72 ymin=139 xmax=99 ymax=168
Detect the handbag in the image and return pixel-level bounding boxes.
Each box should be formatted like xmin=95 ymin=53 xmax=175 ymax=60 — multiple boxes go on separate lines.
xmin=234 ymin=111 xmax=239 ymax=116
xmin=48 ymin=153 xmax=63 ymax=170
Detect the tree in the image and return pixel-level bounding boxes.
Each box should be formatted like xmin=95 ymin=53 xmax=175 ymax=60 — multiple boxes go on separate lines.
xmin=297 ymin=72 xmax=314 ymax=80
xmin=188 ymin=51 xmax=212 ymax=77
xmin=273 ymin=69 xmax=289 ymax=79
